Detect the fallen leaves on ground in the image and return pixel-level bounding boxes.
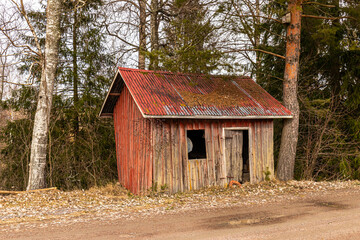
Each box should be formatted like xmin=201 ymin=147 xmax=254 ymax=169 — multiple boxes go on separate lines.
xmin=1 ymin=180 xmax=359 ymax=231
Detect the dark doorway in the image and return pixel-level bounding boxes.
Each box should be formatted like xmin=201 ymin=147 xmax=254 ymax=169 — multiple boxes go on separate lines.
xmin=224 ymin=129 xmax=250 ymax=183
xmin=242 ymin=130 xmax=250 ymax=182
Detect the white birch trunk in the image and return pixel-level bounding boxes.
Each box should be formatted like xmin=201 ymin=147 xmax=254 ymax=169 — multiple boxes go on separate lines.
xmin=27 ymin=0 xmax=62 ymax=190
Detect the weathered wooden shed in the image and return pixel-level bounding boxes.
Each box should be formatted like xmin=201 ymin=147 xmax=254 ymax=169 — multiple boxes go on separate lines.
xmin=100 ymin=67 xmax=292 ymax=194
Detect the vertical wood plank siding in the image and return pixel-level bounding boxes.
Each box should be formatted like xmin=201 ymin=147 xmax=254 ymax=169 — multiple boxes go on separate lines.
xmin=113 ymin=89 xmax=274 ymax=194
xmin=113 ymin=87 xmax=152 ymax=195
xmin=151 ymin=119 xmax=274 ymax=194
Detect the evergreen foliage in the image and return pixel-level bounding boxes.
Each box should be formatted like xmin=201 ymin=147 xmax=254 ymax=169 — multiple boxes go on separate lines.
xmin=1 ymin=0 xmax=360 ymax=190
xmin=248 ymin=0 xmax=360 ymax=180
xmin=0 ymin=0 xmax=117 ymax=190
xmin=149 ymin=0 xmax=223 ymax=73
xmin=219 ymin=0 xmax=359 ymax=180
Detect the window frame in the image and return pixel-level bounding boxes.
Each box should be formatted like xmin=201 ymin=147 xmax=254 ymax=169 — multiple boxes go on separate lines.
xmin=186 ymin=129 xmax=207 ymax=160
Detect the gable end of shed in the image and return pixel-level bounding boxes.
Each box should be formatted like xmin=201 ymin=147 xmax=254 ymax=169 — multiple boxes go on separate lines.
xmin=99 ymin=71 xmax=145 ymax=118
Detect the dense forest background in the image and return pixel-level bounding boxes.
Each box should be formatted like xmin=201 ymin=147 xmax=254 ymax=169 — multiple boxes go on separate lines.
xmin=0 ymin=0 xmax=359 ymax=190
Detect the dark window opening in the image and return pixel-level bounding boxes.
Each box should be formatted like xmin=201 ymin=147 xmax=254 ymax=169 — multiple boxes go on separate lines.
xmin=187 ymin=130 xmax=206 ymax=159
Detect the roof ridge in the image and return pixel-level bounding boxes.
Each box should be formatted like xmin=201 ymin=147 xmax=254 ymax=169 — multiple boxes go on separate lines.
xmin=117 ymin=67 xmax=251 ymax=79
xmin=99 ymin=67 xmax=292 ymax=118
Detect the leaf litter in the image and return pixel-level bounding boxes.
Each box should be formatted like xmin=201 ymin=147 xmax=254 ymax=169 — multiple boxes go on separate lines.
xmin=1 ymin=180 xmax=359 ymax=231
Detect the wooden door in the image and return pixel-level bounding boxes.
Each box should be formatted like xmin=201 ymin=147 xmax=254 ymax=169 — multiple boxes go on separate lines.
xmin=225 ymin=130 xmax=243 ymax=183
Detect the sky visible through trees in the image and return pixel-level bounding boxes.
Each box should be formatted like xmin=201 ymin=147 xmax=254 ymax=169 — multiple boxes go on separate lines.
xmin=0 ymin=0 xmax=359 ymax=190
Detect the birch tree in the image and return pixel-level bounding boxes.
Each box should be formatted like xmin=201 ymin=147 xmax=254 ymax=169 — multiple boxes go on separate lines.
xmin=0 ymin=43 xmax=9 ymax=101
xmin=1 ymin=1 xmax=62 ymax=190
xmin=27 ymin=0 xmax=62 ymax=190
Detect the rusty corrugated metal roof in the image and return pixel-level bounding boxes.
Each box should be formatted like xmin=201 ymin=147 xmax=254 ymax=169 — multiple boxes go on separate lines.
xmin=99 ymin=67 xmax=292 ymax=119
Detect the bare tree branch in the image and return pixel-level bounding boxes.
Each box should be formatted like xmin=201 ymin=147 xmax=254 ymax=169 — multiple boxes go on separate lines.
xmin=10 ymin=0 xmax=42 ymax=56
xmin=303 ymin=1 xmax=335 ymax=8
xmin=225 ymin=48 xmax=285 ymax=59
xmin=0 ymin=26 xmax=40 ymax=56
xmin=105 ymin=24 xmax=138 ymax=48
xmin=302 ymin=14 xmax=357 ymax=21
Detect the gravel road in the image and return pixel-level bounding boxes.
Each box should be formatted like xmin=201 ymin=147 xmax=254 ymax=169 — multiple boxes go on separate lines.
xmin=1 ymin=181 xmax=360 ymax=240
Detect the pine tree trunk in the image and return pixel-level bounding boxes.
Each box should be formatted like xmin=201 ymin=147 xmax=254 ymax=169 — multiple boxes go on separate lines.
xmin=73 ymin=7 xmax=79 ymax=161
xmin=149 ymin=0 xmax=159 ymax=70
xmin=27 ymin=0 xmax=62 ymax=190
xmin=330 ymin=0 xmax=341 ymax=99
xmin=254 ymin=0 xmax=261 ymax=80
xmin=277 ymin=0 xmax=302 ymax=181
xmin=138 ymin=0 xmax=146 ymax=69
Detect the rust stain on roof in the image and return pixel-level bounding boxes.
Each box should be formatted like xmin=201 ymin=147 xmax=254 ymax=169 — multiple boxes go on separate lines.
xmin=179 ymin=77 xmax=247 ymax=107
xmin=100 ymin=67 xmax=292 ymax=118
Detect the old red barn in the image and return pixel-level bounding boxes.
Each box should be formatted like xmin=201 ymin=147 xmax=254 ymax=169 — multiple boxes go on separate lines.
xmin=100 ymin=67 xmax=292 ymax=194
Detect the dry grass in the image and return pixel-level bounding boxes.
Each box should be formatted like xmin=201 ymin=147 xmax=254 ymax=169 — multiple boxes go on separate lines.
xmin=1 ymin=180 xmax=359 ymax=231
xmin=88 ymin=183 xmax=128 ymax=197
